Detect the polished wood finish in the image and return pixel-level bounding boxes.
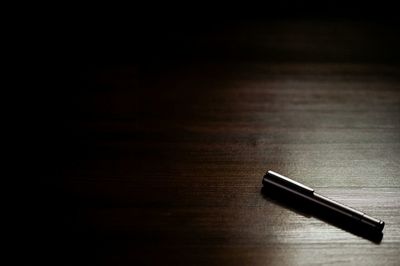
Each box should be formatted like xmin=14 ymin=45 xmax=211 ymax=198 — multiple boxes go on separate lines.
xmin=30 ymin=20 xmax=400 ymax=265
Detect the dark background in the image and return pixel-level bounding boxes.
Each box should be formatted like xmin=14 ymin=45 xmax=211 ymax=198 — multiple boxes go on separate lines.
xmin=22 ymin=2 xmax=400 ymax=265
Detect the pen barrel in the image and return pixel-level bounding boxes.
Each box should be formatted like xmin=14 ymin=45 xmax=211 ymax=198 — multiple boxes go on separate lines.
xmin=312 ymin=192 xmax=364 ymax=218
xmin=312 ymin=192 xmax=385 ymax=231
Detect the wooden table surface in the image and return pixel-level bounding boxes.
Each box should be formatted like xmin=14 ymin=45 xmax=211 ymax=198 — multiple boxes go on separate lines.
xmin=29 ymin=20 xmax=400 ymax=265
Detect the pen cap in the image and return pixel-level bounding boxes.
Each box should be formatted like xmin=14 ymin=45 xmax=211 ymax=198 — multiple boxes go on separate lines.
xmin=263 ymin=170 xmax=314 ymax=195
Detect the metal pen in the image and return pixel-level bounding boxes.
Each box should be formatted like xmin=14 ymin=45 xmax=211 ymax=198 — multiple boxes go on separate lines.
xmin=262 ymin=170 xmax=385 ymax=231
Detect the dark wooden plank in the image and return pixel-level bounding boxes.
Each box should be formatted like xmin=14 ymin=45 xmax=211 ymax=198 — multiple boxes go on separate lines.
xmin=31 ymin=20 xmax=400 ymax=265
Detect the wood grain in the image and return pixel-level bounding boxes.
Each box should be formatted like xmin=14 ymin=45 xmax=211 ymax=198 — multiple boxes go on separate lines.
xmin=31 ymin=20 xmax=400 ymax=265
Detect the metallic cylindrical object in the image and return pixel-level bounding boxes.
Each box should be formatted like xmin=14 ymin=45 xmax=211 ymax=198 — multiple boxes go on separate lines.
xmin=262 ymin=170 xmax=385 ymax=231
